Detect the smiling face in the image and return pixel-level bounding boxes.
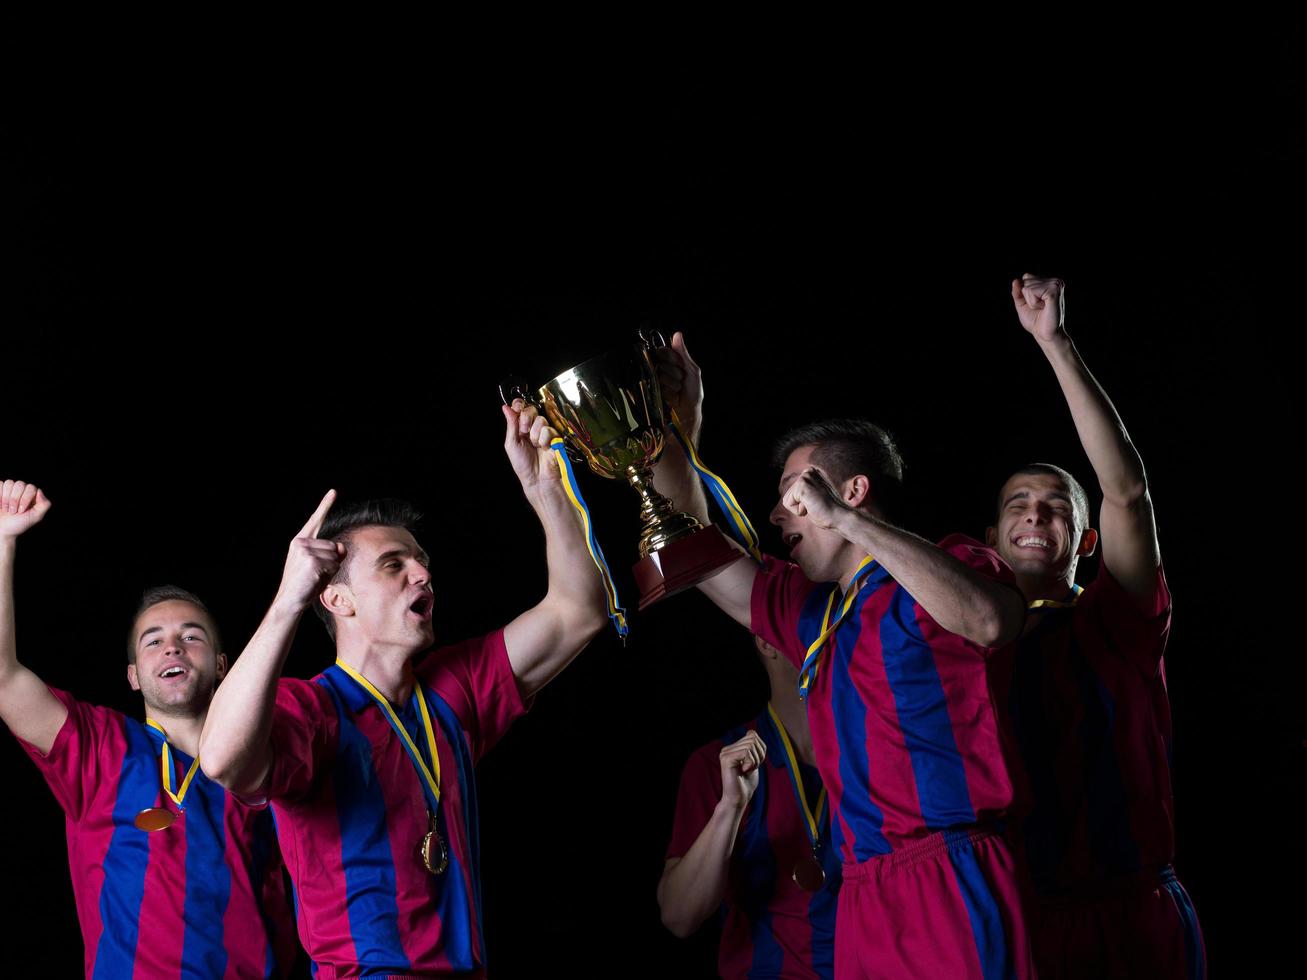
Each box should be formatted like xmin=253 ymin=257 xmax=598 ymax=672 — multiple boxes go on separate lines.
xmin=126 ymin=600 xmax=227 ymax=717
xmin=987 ymin=470 xmax=1096 ymax=590
xmin=322 ymin=525 xmax=435 ymax=657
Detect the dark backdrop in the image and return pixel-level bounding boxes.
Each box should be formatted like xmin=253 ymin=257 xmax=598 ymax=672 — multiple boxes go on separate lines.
xmin=3 ymin=39 xmax=1302 ymax=976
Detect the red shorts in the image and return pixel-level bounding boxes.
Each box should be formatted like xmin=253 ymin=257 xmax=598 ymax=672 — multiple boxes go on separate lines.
xmin=1031 ymin=865 xmax=1206 ymax=979
xmin=836 ymin=828 xmax=1035 ymax=980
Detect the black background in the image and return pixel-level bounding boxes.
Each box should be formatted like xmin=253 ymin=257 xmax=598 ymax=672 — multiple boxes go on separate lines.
xmin=3 ymin=31 xmax=1303 ymax=977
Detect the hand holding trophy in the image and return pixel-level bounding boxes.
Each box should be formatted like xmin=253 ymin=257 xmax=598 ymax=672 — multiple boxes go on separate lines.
xmin=502 ymin=332 xmax=748 ymax=615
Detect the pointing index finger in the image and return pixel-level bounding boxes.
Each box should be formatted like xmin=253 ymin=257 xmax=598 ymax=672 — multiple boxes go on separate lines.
xmin=299 ymin=489 xmax=337 ymax=539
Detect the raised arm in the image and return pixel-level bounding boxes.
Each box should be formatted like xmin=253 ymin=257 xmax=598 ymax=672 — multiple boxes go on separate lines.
xmin=1013 ymin=275 xmax=1160 ymax=600
xmin=657 ymin=731 xmax=766 ymax=937
xmin=0 ymin=480 xmax=66 ymax=754
xmin=500 ymin=401 xmax=609 ymax=698
xmin=784 ymin=471 xmax=1025 ymax=647
xmin=651 ymin=332 xmax=758 ymax=629
xmin=200 ymin=491 xmax=342 ymax=794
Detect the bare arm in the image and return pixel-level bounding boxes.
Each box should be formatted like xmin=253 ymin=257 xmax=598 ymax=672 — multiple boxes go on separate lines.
xmin=0 ymin=481 xmax=67 ymax=754
xmin=657 ymin=732 xmax=765 ymax=937
xmin=200 ymin=491 xmax=342 ymax=795
xmin=499 ymin=402 xmax=609 ymax=698
xmin=786 ymin=471 xmax=1025 ymax=647
xmin=650 ymin=332 xmax=758 ymax=629
xmin=1014 ymin=275 xmax=1160 ymax=601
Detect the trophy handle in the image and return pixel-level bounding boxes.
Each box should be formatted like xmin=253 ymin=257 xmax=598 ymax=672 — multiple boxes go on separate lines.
xmin=499 ymin=376 xmax=587 ymax=464
xmin=637 ymin=328 xmax=667 ymax=351
xmin=498 ymin=377 xmax=534 ymax=408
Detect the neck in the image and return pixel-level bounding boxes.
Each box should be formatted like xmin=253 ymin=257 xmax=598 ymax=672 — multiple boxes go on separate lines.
xmin=837 ymin=551 xmax=873 ymax=594
xmin=336 ymin=638 xmax=418 ymax=705
xmin=1016 ymin=568 xmax=1078 ymax=605
xmin=145 ymin=709 xmax=207 ymax=757
xmin=766 ymin=683 xmax=816 ymax=767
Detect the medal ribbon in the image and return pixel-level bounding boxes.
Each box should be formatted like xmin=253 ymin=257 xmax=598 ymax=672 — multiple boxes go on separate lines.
xmin=1028 ymin=582 xmax=1084 ymax=610
xmin=797 ymin=556 xmax=879 ymax=701
xmin=765 ymin=704 xmax=827 ymax=850
xmin=333 ymin=660 xmax=442 ymax=812
xmin=144 ymin=719 xmax=202 ymax=810
xmin=549 ymin=436 xmax=630 ymax=639
xmin=667 ymin=411 xmax=763 ymax=563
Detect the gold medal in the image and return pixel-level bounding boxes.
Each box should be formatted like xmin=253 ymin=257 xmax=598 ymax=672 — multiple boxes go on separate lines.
xmin=421 ymin=811 xmax=448 ymax=875
xmin=134 ymin=806 xmax=176 ymax=832
xmin=792 ymin=850 xmax=825 ymax=892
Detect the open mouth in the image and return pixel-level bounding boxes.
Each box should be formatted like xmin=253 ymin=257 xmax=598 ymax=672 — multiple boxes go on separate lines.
xmin=159 ymin=665 xmax=188 ymax=679
xmin=785 ymin=533 xmax=803 ymax=555
xmin=408 ymin=594 xmax=434 ymax=620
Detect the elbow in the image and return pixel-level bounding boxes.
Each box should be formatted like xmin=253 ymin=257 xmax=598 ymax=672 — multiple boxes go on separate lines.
xmin=656 ymin=892 xmax=699 ymax=939
xmin=198 ymin=750 xmax=236 ymax=789
xmin=1104 ymin=479 xmax=1150 ymax=512
xmin=971 ymin=596 xmax=1023 ymax=649
xmin=660 ymin=909 xmax=697 ymax=939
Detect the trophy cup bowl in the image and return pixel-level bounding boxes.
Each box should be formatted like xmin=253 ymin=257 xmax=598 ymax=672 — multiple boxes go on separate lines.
xmin=510 ymin=338 xmax=742 ymax=609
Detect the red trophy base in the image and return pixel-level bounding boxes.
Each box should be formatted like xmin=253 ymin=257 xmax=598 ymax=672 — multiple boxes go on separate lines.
xmin=632 ymin=525 xmax=745 ymax=610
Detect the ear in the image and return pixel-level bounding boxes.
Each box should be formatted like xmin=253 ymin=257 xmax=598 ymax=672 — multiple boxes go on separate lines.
xmin=985 ymin=526 xmax=998 ymax=548
xmin=127 ymin=664 xmax=141 ymax=692
xmin=753 ymin=634 xmax=780 ymax=660
xmin=843 ymin=475 xmax=871 ymax=508
xmin=1076 ymin=527 xmax=1099 ymax=557
xmin=214 ymin=653 xmax=228 ymax=682
xmin=321 ymin=583 xmax=355 ymax=624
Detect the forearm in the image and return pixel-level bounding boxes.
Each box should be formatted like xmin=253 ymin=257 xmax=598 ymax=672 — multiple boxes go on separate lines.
xmin=0 ymin=537 xmax=66 ymax=751
xmin=832 ymin=509 xmax=1023 ymax=646
xmin=652 ymin=427 xmax=712 ymax=526
xmin=657 ymin=800 xmax=746 ymax=937
xmin=505 ymin=484 xmax=607 ymax=695
xmin=199 ymin=599 xmax=302 ymax=793
xmin=1040 ymin=336 xmax=1148 ymax=504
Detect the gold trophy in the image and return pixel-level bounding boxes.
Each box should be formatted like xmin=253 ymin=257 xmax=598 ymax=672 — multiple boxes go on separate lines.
xmin=503 ymin=333 xmax=743 ymax=610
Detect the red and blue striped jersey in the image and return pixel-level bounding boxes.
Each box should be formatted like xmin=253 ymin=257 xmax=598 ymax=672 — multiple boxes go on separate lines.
xmin=261 ymin=629 xmax=524 ymax=978
xmin=667 ymin=712 xmax=839 ymax=979
xmin=750 ymin=535 xmax=1019 ymax=865
xmin=15 ymin=687 xmax=295 ymax=979
xmin=995 ymin=563 xmax=1176 ymax=896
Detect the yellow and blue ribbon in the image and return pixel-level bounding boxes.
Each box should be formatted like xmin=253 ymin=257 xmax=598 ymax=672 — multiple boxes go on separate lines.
xmin=667 ymin=412 xmax=763 ymax=563
xmin=550 ymin=437 xmax=630 ymax=640
xmin=334 ymin=660 xmax=442 ymax=812
xmin=766 ymin=704 xmax=827 ymax=849
xmin=797 ymin=556 xmax=879 ymax=701
xmin=144 ymin=719 xmax=202 ymax=811
xmin=1028 ymin=582 xmax=1084 ymax=611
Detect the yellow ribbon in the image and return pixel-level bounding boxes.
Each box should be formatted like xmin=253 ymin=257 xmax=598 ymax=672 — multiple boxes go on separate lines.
xmin=765 ymin=704 xmax=827 ymax=847
xmin=144 ymin=719 xmax=202 ymax=809
xmin=797 ymin=555 xmax=878 ymax=700
xmin=334 ymin=660 xmax=442 ymax=807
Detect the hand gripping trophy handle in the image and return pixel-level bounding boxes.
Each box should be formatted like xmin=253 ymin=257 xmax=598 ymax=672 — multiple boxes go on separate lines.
xmin=501 ymin=335 xmax=741 ymax=610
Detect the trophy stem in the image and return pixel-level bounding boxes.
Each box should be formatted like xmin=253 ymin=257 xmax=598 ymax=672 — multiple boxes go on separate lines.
xmin=626 ymin=466 xmax=704 ymax=559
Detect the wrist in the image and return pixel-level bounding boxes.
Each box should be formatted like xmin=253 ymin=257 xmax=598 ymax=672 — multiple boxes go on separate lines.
xmin=523 ymin=478 xmax=570 ymax=511
xmin=714 ymin=794 xmax=749 ymax=817
xmin=1036 ymin=331 xmax=1074 ymax=358
xmin=269 ymin=590 xmax=312 ymax=621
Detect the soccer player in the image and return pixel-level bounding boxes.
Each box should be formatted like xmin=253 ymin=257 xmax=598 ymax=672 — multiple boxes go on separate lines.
xmin=659 ymin=635 xmax=839 ymax=979
xmin=0 ymin=478 xmax=295 ymax=978
xmin=986 ymin=275 xmax=1205 ymax=978
xmin=199 ymin=400 xmax=608 ymax=976
xmin=652 ymin=336 xmax=1034 ymax=979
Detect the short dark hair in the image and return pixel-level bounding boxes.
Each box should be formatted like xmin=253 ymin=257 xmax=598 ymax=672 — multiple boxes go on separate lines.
xmin=771 ymin=419 xmax=905 ymax=520
xmin=311 ymin=498 xmax=424 ymax=639
xmin=997 ymin=463 xmax=1091 ymax=531
xmin=127 ymin=585 xmax=222 ymax=664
